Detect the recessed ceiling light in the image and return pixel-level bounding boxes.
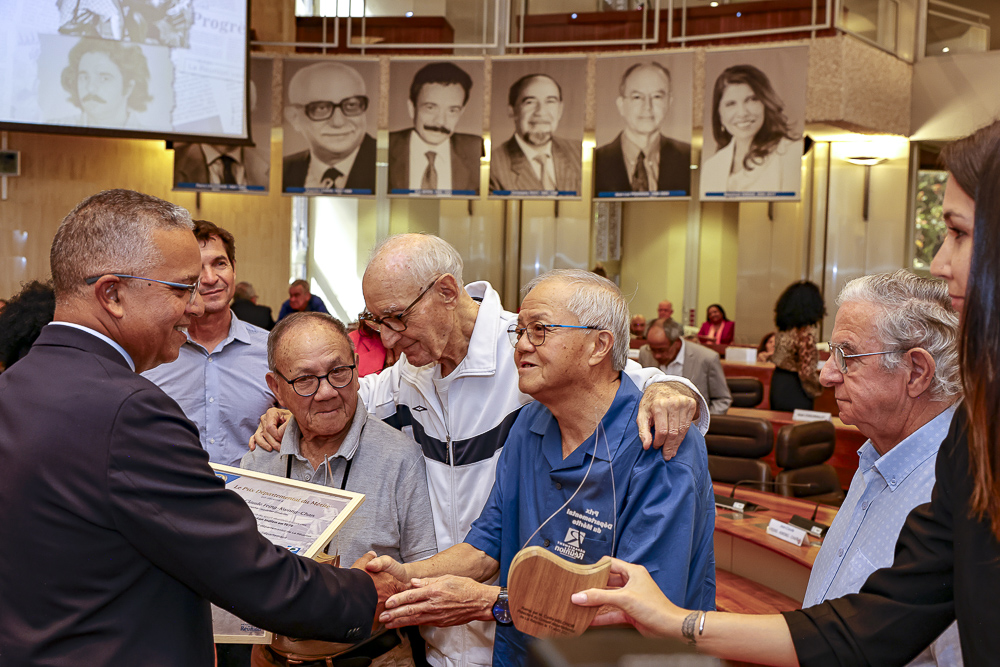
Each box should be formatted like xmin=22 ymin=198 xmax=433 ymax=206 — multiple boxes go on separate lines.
xmin=942 ymin=46 xmax=950 ymax=52
xmin=710 ymin=1 xmax=718 ymax=6
xmin=405 ymin=11 xmax=413 ymax=17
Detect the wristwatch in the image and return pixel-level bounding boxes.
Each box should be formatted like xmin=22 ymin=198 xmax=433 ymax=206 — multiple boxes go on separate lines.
xmin=492 ymin=587 xmax=513 ymax=626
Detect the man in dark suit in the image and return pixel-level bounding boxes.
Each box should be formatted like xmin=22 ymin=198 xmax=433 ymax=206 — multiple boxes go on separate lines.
xmin=173 ymin=143 xmax=270 ymax=189
xmin=0 ymin=189 xmax=400 ymax=666
xmin=594 ymin=62 xmax=692 ymax=196
xmin=231 ymin=281 xmax=274 ymax=330
xmin=489 ymin=74 xmax=582 ymax=195
xmin=388 ymin=62 xmax=483 ymax=195
xmin=282 ymin=62 xmax=376 ymax=193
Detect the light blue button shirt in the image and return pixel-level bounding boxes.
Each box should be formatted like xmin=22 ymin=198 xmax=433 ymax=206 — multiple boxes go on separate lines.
xmin=803 ymin=404 xmax=962 ymax=666
xmin=143 ymin=312 xmax=274 ymax=466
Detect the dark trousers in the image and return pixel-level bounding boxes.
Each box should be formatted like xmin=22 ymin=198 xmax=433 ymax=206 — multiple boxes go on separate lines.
xmin=770 ymin=367 xmax=815 ymax=412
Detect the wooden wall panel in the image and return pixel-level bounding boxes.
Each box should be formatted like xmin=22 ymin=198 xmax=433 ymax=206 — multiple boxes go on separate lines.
xmin=0 ymin=130 xmax=292 ymax=316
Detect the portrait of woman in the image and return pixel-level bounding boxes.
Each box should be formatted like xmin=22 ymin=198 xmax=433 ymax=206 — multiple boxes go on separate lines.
xmin=700 ymin=63 xmax=802 ymax=196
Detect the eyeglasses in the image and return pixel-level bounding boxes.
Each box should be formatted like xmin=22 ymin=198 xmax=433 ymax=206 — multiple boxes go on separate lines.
xmin=274 ymin=364 xmax=357 ymax=397
xmin=358 ymin=276 xmax=441 ymax=334
xmin=85 ymin=273 xmax=201 ymax=305
xmin=294 ymin=96 xmax=369 ymax=121
xmin=507 ymin=322 xmax=601 ymax=347
xmin=827 ymin=342 xmax=903 ymax=374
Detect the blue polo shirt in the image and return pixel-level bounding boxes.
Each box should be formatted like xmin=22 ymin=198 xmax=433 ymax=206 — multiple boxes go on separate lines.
xmin=465 ymin=376 xmax=716 ymax=666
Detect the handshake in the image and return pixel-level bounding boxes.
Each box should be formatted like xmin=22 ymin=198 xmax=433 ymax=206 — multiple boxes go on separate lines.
xmin=351 ymin=551 xmax=500 ymax=629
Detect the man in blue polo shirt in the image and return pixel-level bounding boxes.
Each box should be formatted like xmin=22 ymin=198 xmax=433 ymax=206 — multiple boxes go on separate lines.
xmin=368 ymin=269 xmax=716 ymax=666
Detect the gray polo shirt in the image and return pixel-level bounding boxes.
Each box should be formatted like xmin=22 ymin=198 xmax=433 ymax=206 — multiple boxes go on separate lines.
xmin=241 ymin=400 xmax=438 ymax=565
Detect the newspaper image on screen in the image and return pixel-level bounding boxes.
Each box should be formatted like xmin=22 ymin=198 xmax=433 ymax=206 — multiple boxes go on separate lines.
xmin=0 ymin=0 xmax=250 ymax=141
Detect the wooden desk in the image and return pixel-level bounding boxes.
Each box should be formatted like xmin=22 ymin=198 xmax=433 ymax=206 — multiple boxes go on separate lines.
xmin=722 ymin=360 xmax=840 ymax=415
xmin=727 ymin=407 xmax=865 ymax=490
xmin=712 ymin=482 xmax=838 ymax=602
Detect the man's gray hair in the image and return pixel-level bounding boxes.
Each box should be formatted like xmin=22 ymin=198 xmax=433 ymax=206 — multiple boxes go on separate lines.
xmin=837 ymin=270 xmax=960 ymax=401
xmin=649 ymin=319 xmax=683 ymax=344
xmin=370 ymin=233 xmax=464 ymax=287
xmin=267 ymin=312 xmax=353 ymax=371
xmin=521 ymin=269 xmax=629 ymax=371
xmin=50 ymin=189 xmax=193 ymax=298
xmin=234 ymin=281 xmax=257 ymax=301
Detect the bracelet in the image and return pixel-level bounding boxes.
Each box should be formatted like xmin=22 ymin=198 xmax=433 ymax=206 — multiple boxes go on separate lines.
xmin=681 ymin=611 xmax=699 ymax=646
xmin=698 ymin=610 xmax=707 ymax=636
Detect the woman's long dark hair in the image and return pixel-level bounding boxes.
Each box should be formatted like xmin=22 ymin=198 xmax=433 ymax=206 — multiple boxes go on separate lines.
xmin=773 ymin=281 xmax=824 ymax=331
xmin=711 ymin=64 xmax=800 ymax=174
xmin=956 ymin=122 xmax=1000 ymax=540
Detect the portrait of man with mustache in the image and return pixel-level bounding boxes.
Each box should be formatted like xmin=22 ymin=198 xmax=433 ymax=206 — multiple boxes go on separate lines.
xmin=388 ymin=61 xmax=484 ymax=196
xmin=490 ymin=72 xmax=582 ymax=197
xmin=57 ymin=37 xmax=152 ymax=129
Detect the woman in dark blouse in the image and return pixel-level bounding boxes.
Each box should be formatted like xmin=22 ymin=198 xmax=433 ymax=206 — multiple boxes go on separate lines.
xmin=571 ymin=120 xmax=1000 ymax=665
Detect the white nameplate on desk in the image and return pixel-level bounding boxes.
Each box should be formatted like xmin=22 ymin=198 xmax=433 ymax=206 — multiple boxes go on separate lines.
xmin=791 ymin=409 xmax=832 ymax=422
xmin=766 ymin=518 xmax=808 ymax=546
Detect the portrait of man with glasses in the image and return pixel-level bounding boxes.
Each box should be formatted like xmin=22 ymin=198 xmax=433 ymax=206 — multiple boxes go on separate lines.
xmin=282 ymin=60 xmax=379 ymax=195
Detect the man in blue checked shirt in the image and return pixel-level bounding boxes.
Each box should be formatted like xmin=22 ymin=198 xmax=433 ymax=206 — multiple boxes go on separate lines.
xmin=366 ymin=269 xmax=716 ymax=667
xmin=144 ymin=219 xmax=275 ymax=466
xmin=803 ymin=270 xmax=962 ymax=666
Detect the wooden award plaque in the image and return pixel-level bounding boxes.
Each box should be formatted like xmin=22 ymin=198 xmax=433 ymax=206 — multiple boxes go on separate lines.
xmin=507 ymin=546 xmax=612 ymax=638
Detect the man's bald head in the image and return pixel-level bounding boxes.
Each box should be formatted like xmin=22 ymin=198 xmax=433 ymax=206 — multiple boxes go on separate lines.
xmin=285 ymin=62 xmax=369 ymax=163
xmin=365 ymin=233 xmax=464 ymax=294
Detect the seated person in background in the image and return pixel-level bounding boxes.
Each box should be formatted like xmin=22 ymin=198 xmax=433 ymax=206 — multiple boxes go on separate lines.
xmin=242 ymin=312 xmax=437 ymax=667
xmin=756 ymin=332 xmax=775 ymax=363
xmin=697 ymin=303 xmax=734 ymax=345
xmin=770 ymin=281 xmax=825 ymax=411
xmin=639 ymin=320 xmax=732 ymax=415
xmin=803 ymin=270 xmax=962 ymax=665
xmin=630 ymin=314 xmax=647 ymax=338
xmin=0 ymin=280 xmax=56 ymax=371
xmin=349 ymin=319 xmax=393 ymax=377
xmin=230 ymin=281 xmax=274 ymax=331
xmin=278 ymin=279 xmax=330 ymax=321
xmin=367 ymin=269 xmax=716 ymax=666
xmin=644 ymin=299 xmax=674 ymax=335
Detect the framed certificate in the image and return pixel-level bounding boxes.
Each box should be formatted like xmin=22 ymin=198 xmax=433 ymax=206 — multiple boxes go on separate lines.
xmin=209 ymin=464 xmax=366 ymax=644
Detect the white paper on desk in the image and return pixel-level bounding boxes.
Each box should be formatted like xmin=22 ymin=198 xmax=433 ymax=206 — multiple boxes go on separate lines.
xmin=725 ymin=347 xmax=757 ymax=363
xmin=766 ymin=518 xmax=807 ymax=546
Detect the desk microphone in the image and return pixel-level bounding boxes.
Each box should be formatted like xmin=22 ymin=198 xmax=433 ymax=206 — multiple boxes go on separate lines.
xmin=714 ymin=480 xmax=818 ymax=515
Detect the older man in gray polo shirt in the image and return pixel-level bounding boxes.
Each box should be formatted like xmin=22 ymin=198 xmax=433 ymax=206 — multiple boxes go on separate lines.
xmin=242 ymin=312 xmax=437 ymax=667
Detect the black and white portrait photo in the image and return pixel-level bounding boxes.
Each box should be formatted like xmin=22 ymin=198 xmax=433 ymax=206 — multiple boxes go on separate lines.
xmin=39 ymin=34 xmax=173 ymax=131
xmin=387 ymin=60 xmax=485 ymax=197
xmin=489 ymin=57 xmax=586 ymax=199
xmin=699 ymin=46 xmax=808 ymax=201
xmin=281 ymin=58 xmax=380 ymax=196
xmin=173 ymin=56 xmax=273 ymax=193
xmin=594 ymin=52 xmax=694 ymax=199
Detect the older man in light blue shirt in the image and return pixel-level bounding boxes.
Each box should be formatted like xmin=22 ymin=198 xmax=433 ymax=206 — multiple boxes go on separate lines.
xmin=144 ymin=220 xmax=274 ymax=466
xmin=802 ymin=270 xmax=962 ymax=666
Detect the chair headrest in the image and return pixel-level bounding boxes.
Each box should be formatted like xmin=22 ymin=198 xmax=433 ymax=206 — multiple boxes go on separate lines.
xmin=706 ymin=415 xmax=774 ymax=458
xmin=775 ymin=421 xmax=836 ymax=469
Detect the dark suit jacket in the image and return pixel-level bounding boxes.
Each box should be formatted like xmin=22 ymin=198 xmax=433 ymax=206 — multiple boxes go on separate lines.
xmin=173 ymin=143 xmax=269 ymax=188
xmin=282 ymin=133 xmax=377 ymax=192
xmin=231 ymin=298 xmax=274 ymax=330
xmin=594 ymin=133 xmax=691 ymax=195
xmin=387 ymin=128 xmax=482 ymax=193
xmin=0 ymin=326 xmax=376 ymax=666
xmin=489 ymin=135 xmax=582 ymax=194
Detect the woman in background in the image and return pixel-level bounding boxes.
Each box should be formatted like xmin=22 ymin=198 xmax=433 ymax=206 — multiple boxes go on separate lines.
xmin=769 ymin=281 xmax=824 ymax=411
xmin=701 ymin=64 xmax=800 ymax=194
xmin=756 ymin=332 xmax=776 ymax=363
xmin=697 ymin=304 xmax=734 ymax=345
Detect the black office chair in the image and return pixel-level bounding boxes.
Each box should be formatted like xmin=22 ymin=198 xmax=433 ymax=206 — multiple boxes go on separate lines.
xmin=706 ymin=415 xmax=774 ymax=490
xmin=726 ymin=377 xmax=765 ymax=408
xmin=774 ymin=421 xmax=846 ymax=507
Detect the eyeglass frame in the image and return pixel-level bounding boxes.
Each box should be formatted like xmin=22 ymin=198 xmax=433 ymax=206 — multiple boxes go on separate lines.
xmin=358 ymin=275 xmax=442 ymax=334
xmin=827 ymin=341 xmax=904 ymax=374
xmin=507 ymin=322 xmax=602 ymax=347
xmin=273 ymin=364 xmax=358 ymax=398
xmin=84 ymin=273 xmax=201 ymax=305
xmin=292 ymin=96 xmax=369 ymax=121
